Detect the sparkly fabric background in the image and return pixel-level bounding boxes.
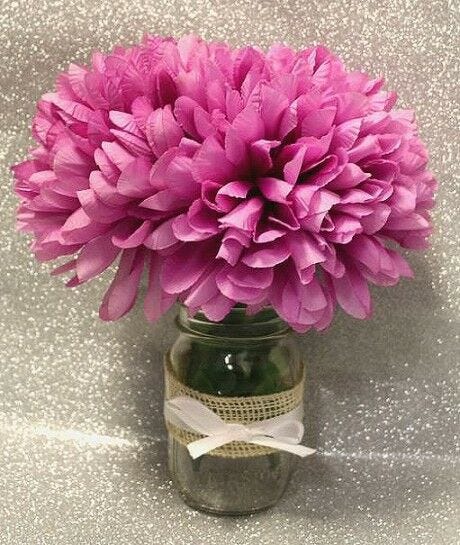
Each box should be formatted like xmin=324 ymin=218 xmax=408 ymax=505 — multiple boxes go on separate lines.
xmin=0 ymin=1 xmax=459 ymax=544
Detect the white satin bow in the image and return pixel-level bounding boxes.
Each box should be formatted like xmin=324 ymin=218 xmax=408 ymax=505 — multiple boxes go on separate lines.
xmin=164 ymin=396 xmax=316 ymax=459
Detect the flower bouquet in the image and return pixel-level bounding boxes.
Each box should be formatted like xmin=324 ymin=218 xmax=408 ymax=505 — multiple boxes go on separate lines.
xmin=12 ymin=35 xmax=436 ymax=514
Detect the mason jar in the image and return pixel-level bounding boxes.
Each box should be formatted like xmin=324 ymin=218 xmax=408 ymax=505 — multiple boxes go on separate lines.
xmin=165 ymin=304 xmax=304 ymax=515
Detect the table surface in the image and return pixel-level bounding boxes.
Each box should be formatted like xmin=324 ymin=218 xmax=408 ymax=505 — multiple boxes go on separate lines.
xmin=0 ymin=1 xmax=459 ymax=544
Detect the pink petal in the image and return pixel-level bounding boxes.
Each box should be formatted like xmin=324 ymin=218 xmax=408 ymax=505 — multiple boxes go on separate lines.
xmin=301 ymin=107 xmax=336 ymax=137
xmin=149 ymin=149 xmax=176 ymax=190
xmin=327 ymin=163 xmax=370 ymax=190
xmin=224 ymin=127 xmax=248 ymax=166
xmin=242 ymin=241 xmax=290 ymax=268
xmin=76 ymin=231 xmax=120 ymax=282
xmin=143 ymin=217 xmax=177 ymax=250
xmin=309 ymin=188 xmax=341 ymax=217
xmin=109 ymin=111 xmax=144 ymax=136
xmin=334 ymin=92 xmax=369 ymax=123
xmin=257 ymin=177 xmax=293 ymax=203
xmin=99 ymin=248 xmax=145 ymax=321
xmin=37 ymin=188 xmax=78 ymax=211
xmin=332 ymin=265 xmax=371 ymax=319
xmin=144 ymin=254 xmax=176 ymax=322
xmin=292 ymin=185 xmax=317 ymax=219
xmin=387 ymin=184 xmax=417 ymax=215
xmin=174 ymin=96 xmax=202 ymax=140
xmin=200 ymin=294 xmax=234 ymax=322
xmin=225 ymin=89 xmax=244 ymax=122
xmin=110 ymin=128 xmax=151 ymax=156
xmin=360 ymin=203 xmax=391 ymax=234
xmin=218 ymin=197 xmax=264 ymax=231
xmin=140 ymin=190 xmax=187 ymax=212
xmin=216 ymin=266 xmax=268 ymax=304
xmin=268 ymin=203 xmax=300 ymax=230
xmin=300 ymin=277 xmax=328 ymax=312
xmin=232 ymin=106 xmax=265 ymax=142
xmin=131 ymin=96 xmax=154 ymax=133
xmin=78 ymin=189 xmax=126 ymax=223
xmin=60 ymin=208 xmax=108 ymax=244
xmin=216 ymin=228 xmax=251 ymax=265
xmin=278 ymin=105 xmax=297 ymax=140
xmin=51 ymin=259 xmax=77 ymax=276
xmin=154 ymin=153 xmax=198 ymax=199
xmin=94 ymin=148 xmax=118 ymax=183
xmin=253 ymin=220 xmax=286 ymax=243
xmin=331 ymin=118 xmax=362 ymax=149
xmin=101 ymin=141 xmax=135 ymax=171
xmin=250 ymin=139 xmax=280 ymax=173
xmin=146 ymin=105 xmax=184 ymax=157
xmin=11 ymin=159 xmax=38 ymax=181
xmin=346 ymin=234 xmax=386 ymax=275
xmin=215 ymin=180 xmax=252 ymax=210
xmin=227 ymin=263 xmax=273 ymax=289
xmin=112 ymin=220 xmax=152 ymax=248
xmin=193 ymin=107 xmax=215 ymax=140
xmin=178 ymin=137 xmax=201 ymax=155
xmin=365 ymin=159 xmax=398 ymax=182
xmin=117 ymin=157 xmax=153 ymax=198
xmin=260 ymin=86 xmax=290 ymax=139
xmin=191 ymin=136 xmax=236 ymax=184
xmin=89 ymin=171 xmax=131 ymax=206
xmin=154 ymin=68 xmax=177 ymax=107
xmin=287 ymin=231 xmax=326 ymax=271
xmin=172 ymin=214 xmax=215 ymax=242
xmin=385 ymin=212 xmax=430 ymax=231
xmin=161 ymin=242 xmax=215 ymax=294
xmin=54 ymin=144 xmax=92 ymax=194
xmin=183 ymin=269 xmax=221 ymax=311
xmin=43 ymin=92 xmax=92 ymax=122
xmin=88 ymin=110 xmax=112 ymax=147
xmin=187 ymin=200 xmax=220 ymax=233
xmin=283 ymin=146 xmax=306 ymax=185
xmin=305 ymin=154 xmax=344 ymax=187
xmin=301 ymin=132 xmax=333 ymax=165
xmin=327 ymin=213 xmax=363 ymax=244
xmin=387 ymin=249 xmax=413 ymax=278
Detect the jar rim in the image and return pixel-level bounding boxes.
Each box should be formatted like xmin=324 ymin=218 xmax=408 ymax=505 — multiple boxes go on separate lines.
xmin=176 ymin=305 xmax=291 ymax=340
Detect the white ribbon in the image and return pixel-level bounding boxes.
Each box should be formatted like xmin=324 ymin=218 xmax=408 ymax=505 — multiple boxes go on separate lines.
xmin=164 ymin=396 xmax=316 ymax=459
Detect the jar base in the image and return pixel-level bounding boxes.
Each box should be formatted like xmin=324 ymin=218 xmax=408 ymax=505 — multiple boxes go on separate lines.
xmin=177 ymin=490 xmax=280 ymax=516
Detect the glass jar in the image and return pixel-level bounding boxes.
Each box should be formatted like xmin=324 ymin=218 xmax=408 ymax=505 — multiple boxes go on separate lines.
xmin=167 ymin=305 xmax=303 ymax=515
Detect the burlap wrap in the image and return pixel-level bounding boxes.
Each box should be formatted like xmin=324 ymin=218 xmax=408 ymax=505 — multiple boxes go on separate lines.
xmin=164 ymin=355 xmax=305 ymax=458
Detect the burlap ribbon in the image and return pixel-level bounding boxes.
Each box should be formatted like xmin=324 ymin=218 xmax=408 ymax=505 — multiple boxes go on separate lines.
xmin=164 ymin=355 xmax=312 ymax=459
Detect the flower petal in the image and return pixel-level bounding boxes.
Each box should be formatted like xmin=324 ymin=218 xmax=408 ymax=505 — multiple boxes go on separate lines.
xmin=117 ymin=157 xmax=153 ymax=198
xmin=218 ymin=197 xmax=264 ymax=231
xmin=76 ymin=231 xmax=120 ymax=282
xmin=191 ymin=136 xmax=236 ymax=184
xmin=144 ymin=254 xmax=176 ymax=322
xmin=242 ymin=241 xmax=290 ymax=268
xmin=112 ymin=220 xmax=152 ymax=248
xmin=146 ymin=105 xmax=184 ymax=157
xmin=161 ymin=241 xmax=216 ymax=294
xmin=331 ymin=264 xmax=371 ymax=319
xmin=99 ymin=248 xmax=145 ymax=321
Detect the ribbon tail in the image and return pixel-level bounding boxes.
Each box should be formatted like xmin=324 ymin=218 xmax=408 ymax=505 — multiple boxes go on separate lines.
xmin=250 ymin=436 xmax=316 ymax=458
xmin=187 ymin=434 xmax=235 ymax=459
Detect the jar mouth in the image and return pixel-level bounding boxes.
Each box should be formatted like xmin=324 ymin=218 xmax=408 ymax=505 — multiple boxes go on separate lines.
xmin=177 ymin=305 xmax=290 ymax=340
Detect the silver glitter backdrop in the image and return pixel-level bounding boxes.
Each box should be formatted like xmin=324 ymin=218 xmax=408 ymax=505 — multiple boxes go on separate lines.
xmin=0 ymin=1 xmax=459 ymax=544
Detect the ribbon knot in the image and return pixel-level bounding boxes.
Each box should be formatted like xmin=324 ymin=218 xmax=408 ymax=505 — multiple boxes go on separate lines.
xmin=164 ymin=396 xmax=316 ymax=459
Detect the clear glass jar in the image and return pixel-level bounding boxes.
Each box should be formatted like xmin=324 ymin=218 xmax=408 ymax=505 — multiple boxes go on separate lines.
xmin=167 ymin=305 xmax=303 ymax=515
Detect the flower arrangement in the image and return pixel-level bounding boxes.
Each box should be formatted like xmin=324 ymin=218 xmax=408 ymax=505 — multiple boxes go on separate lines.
xmin=12 ymin=35 xmax=436 ymax=332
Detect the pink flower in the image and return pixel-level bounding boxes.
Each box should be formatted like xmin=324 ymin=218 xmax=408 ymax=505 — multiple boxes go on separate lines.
xmin=12 ymin=35 xmax=437 ymax=331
